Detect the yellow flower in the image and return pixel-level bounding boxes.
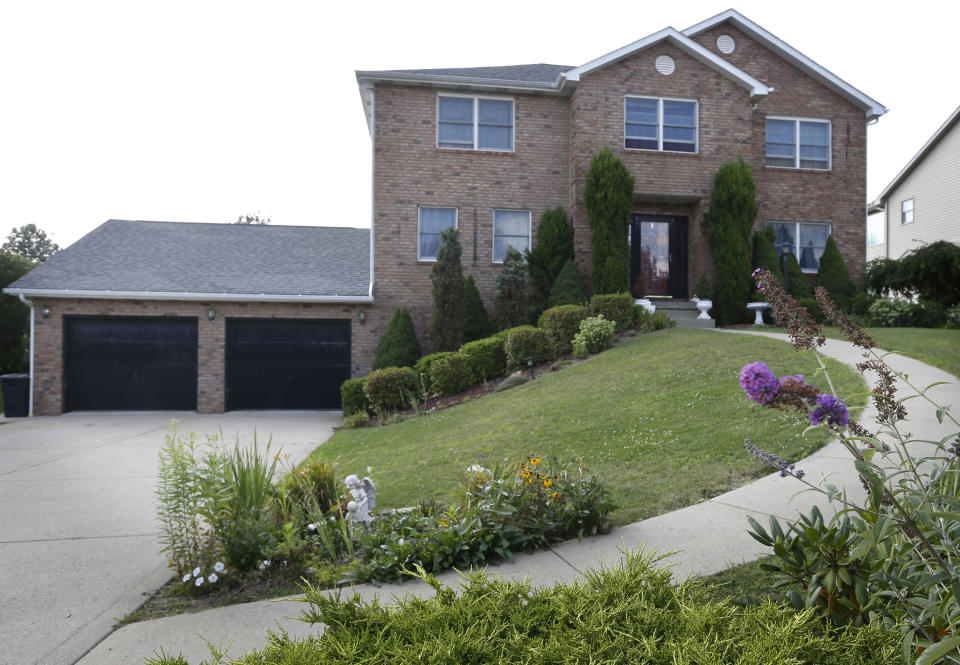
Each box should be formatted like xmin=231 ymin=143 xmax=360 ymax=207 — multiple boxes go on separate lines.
xmin=525 ymin=478 xmax=533 ymax=485
xmin=530 ymin=458 xmax=542 ymax=465
xmin=552 ymin=492 xmax=560 ymax=499
xmin=543 ymin=479 xmax=553 ymax=488
xmin=521 ymin=470 xmax=531 ymax=478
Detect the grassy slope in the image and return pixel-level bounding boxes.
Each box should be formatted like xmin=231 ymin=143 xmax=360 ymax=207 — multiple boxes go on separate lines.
xmin=823 ymin=327 xmax=960 ymax=379
xmin=313 ymin=329 xmax=864 ymax=525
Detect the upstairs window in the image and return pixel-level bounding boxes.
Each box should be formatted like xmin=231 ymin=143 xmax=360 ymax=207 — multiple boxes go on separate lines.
xmin=766 ymin=221 xmax=831 ymax=273
xmin=493 ymin=209 xmax=531 ymax=263
xmin=765 ymin=117 xmax=830 ymax=170
xmin=418 ymin=207 xmax=457 ymax=261
xmin=625 ymin=96 xmax=697 ymax=153
xmin=901 ymin=198 xmax=914 ymax=224
xmin=437 ymin=95 xmax=514 ymax=151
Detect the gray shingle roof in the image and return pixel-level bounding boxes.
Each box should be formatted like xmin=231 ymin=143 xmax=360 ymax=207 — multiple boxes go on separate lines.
xmin=6 ymin=220 xmax=371 ymax=299
xmin=359 ymin=63 xmax=572 ymax=84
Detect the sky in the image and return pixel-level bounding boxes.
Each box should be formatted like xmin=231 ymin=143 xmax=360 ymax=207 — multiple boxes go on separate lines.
xmin=1 ymin=0 xmax=957 ymax=249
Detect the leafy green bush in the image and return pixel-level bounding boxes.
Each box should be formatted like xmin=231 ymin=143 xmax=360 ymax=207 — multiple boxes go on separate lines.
xmin=462 ymin=275 xmax=491 ymax=342
xmin=429 ymin=352 xmax=476 ymax=397
xmin=372 ymin=308 xmax=421 ymax=370
xmin=279 ymin=461 xmax=338 ymax=521
xmin=651 ymin=311 xmax=674 ymax=330
xmin=946 ymin=305 xmax=960 ymax=329
xmin=813 ymin=236 xmax=856 ymax=312
xmin=547 ymin=258 xmax=588 ymax=308
xmin=526 ymin=206 xmax=574 ymax=309
xmin=339 ymin=377 xmax=368 ymax=417
xmin=413 ymin=351 xmax=454 ymax=388
xmin=363 ymin=367 xmax=420 ymax=414
xmin=584 ymin=146 xmax=633 ymax=294
xmin=868 ymin=297 xmax=913 ymax=327
xmin=587 ymin=292 xmax=633 ymax=331
xmin=572 ymin=315 xmax=616 ymax=358
xmin=865 ymin=240 xmax=960 ymax=309
xmin=459 ymin=336 xmax=506 ymax=381
xmin=503 ymin=326 xmax=555 ymax=370
xmin=494 ymin=373 xmax=529 ymax=392
xmin=538 ymin=304 xmax=588 ymax=355
xmin=494 ymin=247 xmax=529 ymax=329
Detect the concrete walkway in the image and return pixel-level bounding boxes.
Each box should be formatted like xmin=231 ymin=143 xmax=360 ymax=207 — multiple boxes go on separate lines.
xmin=78 ymin=332 xmax=960 ymax=665
xmin=0 ymin=411 xmax=341 ymax=665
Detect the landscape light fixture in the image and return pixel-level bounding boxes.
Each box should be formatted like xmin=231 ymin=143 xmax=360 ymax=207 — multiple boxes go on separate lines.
xmin=526 ymin=356 xmax=535 ymax=379
xmin=782 ymin=241 xmax=792 ymax=294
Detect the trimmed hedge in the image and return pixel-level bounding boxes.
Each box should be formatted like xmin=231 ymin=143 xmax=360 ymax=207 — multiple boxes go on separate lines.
xmin=503 ymin=326 xmax=555 ymax=370
xmin=538 ymin=304 xmax=588 ymax=355
xmin=588 ymin=292 xmax=634 ymax=331
xmin=340 ymin=378 xmax=368 ymax=417
xmin=459 ymin=336 xmax=507 ymax=381
xmin=363 ymin=367 xmax=420 ymax=415
xmin=429 ymin=352 xmax=476 ymax=397
xmin=413 ymin=351 xmax=455 ymax=388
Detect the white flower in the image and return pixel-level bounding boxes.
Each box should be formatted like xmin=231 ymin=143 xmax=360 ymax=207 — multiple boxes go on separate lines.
xmin=263 ymin=559 xmax=271 ymax=567
xmin=182 ymin=573 xmax=191 ymax=583
xmin=214 ymin=562 xmax=225 ymax=573
xmin=307 ymin=523 xmax=317 ymax=531
xmin=208 ymin=573 xmax=218 ymax=583
xmin=192 ymin=567 xmax=201 ymax=577
xmin=194 ymin=576 xmax=204 ymax=586
xmin=306 ymin=567 xmax=315 ymax=575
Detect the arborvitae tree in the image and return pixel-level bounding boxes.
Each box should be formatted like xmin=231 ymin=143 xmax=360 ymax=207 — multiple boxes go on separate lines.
xmin=462 ymin=275 xmax=491 ymax=342
xmin=525 ymin=206 xmax=574 ymax=308
xmin=429 ymin=227 xmax=465 ymax=351
xmin=814 ymin=235 xmax=856 ymax=311
xmin=700 ymin=156 xmax=757 ymax=326
xmin=495 ymin=247 xmax=529 ymax=329
xmin=372 ymin=308 xmax=421 ymax=370
xmin=0 ymin=251 xmax=34 ymax=373
xmin=547 ymin=259 xmax=589 ymax=308
xmin=584 ymin=147 xmax=633 ymax=294
xmin=751 ymin=228 xmax=783 ymax=300
xmin=785 ymin=251 xmax=810 ymax=300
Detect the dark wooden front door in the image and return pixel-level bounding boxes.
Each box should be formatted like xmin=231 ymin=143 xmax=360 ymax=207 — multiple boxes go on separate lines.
xmin=630 ymin=215 xmax=688 ymax=298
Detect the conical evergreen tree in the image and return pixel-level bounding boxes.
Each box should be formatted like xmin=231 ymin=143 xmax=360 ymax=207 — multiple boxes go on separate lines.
xmin=751 ymin=227 xmax=783 ymax=300
xmin=372 ymin=308 xmax=421 ymax=370
xmin=429 ymin=227 xmax=465 ymax=351
xmin=495 ymin=247 xmax=529 ymax=329
xmin=584 ymin=147 xmax=633 ymax=294
xmin=814 ymin=236 xmax=856 ymax=311
xmin=785 ymin=251 xmax=809 ymax=300
xmin=525 ymin=206 xmax=574 ymax=309
xmin=462 ymin=275 xmax=491 ymax=342
xmin=547 ymin=259 xmax=588 ymax=307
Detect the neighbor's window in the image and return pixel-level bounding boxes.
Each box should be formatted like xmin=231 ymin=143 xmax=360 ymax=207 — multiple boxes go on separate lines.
xmin=901 ymin=198 xmax=914 ymax=224
xmin=437 ymin=95 xmax=514 ymax=151
xmin=493 ymin=209 xmax=531 ymax=263
xmin=418 ymin=207 xmax=457 ymax=261
xmin=765 ymin=117 xmax=830 ymax=170
xmin=766 ymin=221 xmax=832 ymax=273
xmin=625 ymin=96 xmax=697 ymax=152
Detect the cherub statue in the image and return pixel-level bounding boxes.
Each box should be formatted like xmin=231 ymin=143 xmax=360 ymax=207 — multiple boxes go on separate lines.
xmin=344 ymin=474 xmax=376 ymax=529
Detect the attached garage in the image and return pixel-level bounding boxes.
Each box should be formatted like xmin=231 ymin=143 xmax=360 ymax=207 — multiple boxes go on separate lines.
xmin=226 ymin=318 xmax=350 ymax=410
xmin=64 ymin=316 xmax=198 ymax=411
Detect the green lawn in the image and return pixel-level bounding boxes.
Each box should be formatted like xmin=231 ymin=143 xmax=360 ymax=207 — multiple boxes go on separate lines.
xmin=822 ymin=327 xmax=960 ymax=379
xmin=312 ymin=329 xmax=865 ymax=526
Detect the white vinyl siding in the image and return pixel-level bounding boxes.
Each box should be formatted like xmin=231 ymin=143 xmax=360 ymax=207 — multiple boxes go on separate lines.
xmin=492 ymin=209 xmax=531 ymax=263
xmin=418 ymin=207 xmax=457 ymax=261
xmin=437 ymin=95 xmax=514 ymax=151
xmin=765 ymin=117 xmax=831 ymax=170
xmin=624 ymin=96 xmax=697 ymax=153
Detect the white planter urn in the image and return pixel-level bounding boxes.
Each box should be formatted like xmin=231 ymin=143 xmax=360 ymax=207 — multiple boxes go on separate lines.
xmin=747 ymin=301 xmax=771 ymax=325
xmin=634 ymin=298 xmax=655 ymax=314
xmin=695 ymin=299 xmax=713 ymax=320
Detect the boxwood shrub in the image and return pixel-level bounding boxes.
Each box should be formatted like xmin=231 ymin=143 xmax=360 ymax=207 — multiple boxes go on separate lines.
xmin=538 ymin=304 xmax=588 ymax=355
xmin=362 ymin=367 xmax=420 ymax=415
xmin=339 ymin=377 xmax=368 ymax=417
xmin=459 ymin=336 xmax=506 ymax=381
xmin=588 ymin=292 xmax=634 ymax=331
xmin=413 ymin=351 xmax=455 ymax=389
xmin=503 ymin=326 xmax=556 ymax=370
xmin=429 ymin=352 xmax=476 ymax=397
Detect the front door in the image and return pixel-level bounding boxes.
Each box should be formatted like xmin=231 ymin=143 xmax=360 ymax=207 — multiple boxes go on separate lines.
xmin=630 ymin=215 xmax=688 ymax=298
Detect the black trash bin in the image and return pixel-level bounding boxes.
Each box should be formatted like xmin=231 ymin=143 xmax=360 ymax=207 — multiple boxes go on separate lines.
xmin=1 ymin=374 xmax=29 ymax=418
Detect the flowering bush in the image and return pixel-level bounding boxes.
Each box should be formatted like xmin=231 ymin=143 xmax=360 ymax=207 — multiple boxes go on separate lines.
xmin=741 ymin=269 xmax=960 ymax=661
xmin=572 ymin=315 xmax=616 ymax=358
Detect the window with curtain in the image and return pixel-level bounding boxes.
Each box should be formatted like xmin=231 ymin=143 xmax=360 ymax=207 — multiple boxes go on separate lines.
xmin=438 ymin=96 xmax=514 ymax=151
xmin=765 ymin=117 xmax=830 ymax=170
xmin=418 ymin=207 xmax=457 ymax=261
xmin=625 ymin=96 xmax=697 ymax=153
xmin=766 ymin=221 xmax=832 ymax=272
xmin=493 ymin=210 xmax=531 ymax=263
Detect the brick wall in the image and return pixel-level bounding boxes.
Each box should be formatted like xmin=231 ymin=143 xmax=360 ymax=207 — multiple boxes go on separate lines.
xmin=30 ymin=298 xmax=378 ymax=416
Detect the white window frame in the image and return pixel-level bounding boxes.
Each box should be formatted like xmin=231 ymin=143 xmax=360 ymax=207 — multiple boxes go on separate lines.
xmin=766 ymin=221 xmax=832 ymax=274
xmin=901 ymin=198 xmax=915 ymax=225
xmin=765 ymin=116 xmax=832 ymax=171
xmin=492 ymin=209 xmax=532 ymax=264
xmin=624 ymin=95 xmax=699 ymax=154
xmin=417 ymin=206 xmax=458 ymax=262
xmin=436 ymin=93 xmax=515 ymax=152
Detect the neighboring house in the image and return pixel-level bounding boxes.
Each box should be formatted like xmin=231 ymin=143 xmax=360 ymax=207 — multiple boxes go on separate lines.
xmin=867 ymin=104 xmax=960 ymax=261
xmin=4 ymin=9 xmax=886 ymax=416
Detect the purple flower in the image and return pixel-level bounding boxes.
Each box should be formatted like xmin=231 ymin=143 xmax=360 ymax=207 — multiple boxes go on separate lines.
xmin=778 ymin=374 xmax=805 ymax=387
xmin=809 ymin=393 xmax=849 ymax=428
xmin=739 ymin=362 xmax=780 ymax=405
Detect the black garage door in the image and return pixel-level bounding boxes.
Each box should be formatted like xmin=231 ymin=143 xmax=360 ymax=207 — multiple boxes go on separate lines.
xmin=226 ymin=318 xmax=350 ymax=410
xmin=64 ymin=317 xmax=198 ymax=411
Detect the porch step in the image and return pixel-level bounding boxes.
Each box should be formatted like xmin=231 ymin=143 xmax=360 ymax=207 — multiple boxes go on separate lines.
xmin=647 ymin=299 xmax=715 ymax=329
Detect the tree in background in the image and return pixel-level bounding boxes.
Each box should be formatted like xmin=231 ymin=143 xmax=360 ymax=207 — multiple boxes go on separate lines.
xmin=372 ymin=308 xmax=421 ymax=370
xmin=584 ymin=147 xmax=633 ymax=294
xmin=700 ymin=157 xmax=757 ymax=326
xmin=866 ymin=240 xmax=960 ymax=309
xmin=0 ymin=252 xmax=35 ymax=372
xmin=3 ymin=224 xmax=59 ymax=262
xmin=547 ymin=259 xmax=588 ymax=308
xmin=751 ymin=228 xmax=782 ymax=300
xmin=785 ymin=252 xmax=809 ymax=300
xmin=429 ymin=227 xmax=465 ymax=351
xmin=462 ymin=276 xmax=491 ymax=342
xmin=813 ymin=236 xmax=856 ymax=312
xmin=495 ymin=247 xmax=529 ymax=329
xmin=234 ymin=214 xmax=271 ymax=225
xmin=525 ymin=206 xmax=574 ymax=309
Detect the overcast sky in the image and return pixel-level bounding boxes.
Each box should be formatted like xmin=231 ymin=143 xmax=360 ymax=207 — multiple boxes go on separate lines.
xmin=2 ymin=0 xmax=956 ymax=249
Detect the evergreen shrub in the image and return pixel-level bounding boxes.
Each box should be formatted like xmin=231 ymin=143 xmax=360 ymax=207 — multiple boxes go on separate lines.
xmin=813 ymin=236 xmax=856 ymax=312
xmin=494 ymin=247 xmax=529 ymax=329
xmin=459 ymin=336 xmax=507 ymax=381
xmin=547 ymin=258 xmax=588 ymax=308
xmin=372 ymin=308 xmax=421 ymax=370
xmin=572 ymin=315 xmax=616 ymax=358
xmin=867 ymin=297 xmax=913 ymax=327
xmin=462 ymin=276 xmax=491 ymax=342
xmin=538 ymin=304 xmax=588 ymax=355
xmin=525 ymin=206 xmax=574 ymax=308
xmin=584 ymin=146 xmax=633 ymax=293
xmin=503 ymin=326 xmax=555 ymax=370
xmin=339 ymin=378 xmax=369 ymax=417
xmin=429 ymin=228 xmax=465 ymax=351
xmin=652 ymin=311 xmax=674 ymax=330
xmin=785 ymin=252 xmax=809 ymax=299
xmin=694 ymin=273 xmax=713 ymax=301
xmin=363 ymin=367 xmax=420 ymax=414
xmin=429 ymin=352 xmax=476 ymax=397
xmin=413 ymin=352 xmax=455 ymax=390
xmin=587 ymin=292 xmax=634 ymax=331
xmin=751 ymin=228 xmax=782 ymax=305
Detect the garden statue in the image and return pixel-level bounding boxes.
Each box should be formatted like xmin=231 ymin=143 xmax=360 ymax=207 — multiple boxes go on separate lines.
xmin=344 ymin=474 xmax=377 ymax=528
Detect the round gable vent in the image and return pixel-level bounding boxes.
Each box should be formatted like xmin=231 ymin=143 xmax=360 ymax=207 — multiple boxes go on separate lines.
xmin=655 ymin=55 xmax=675 ymax=75
xmin=717 ymin=34 xmax=735 ymax=54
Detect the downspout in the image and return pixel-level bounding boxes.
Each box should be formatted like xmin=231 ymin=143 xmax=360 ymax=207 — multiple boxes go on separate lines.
xmin=18 ymin=293 xmax=33 ymax=416
xmin=365 ymin=82 xmax=376 ymax=301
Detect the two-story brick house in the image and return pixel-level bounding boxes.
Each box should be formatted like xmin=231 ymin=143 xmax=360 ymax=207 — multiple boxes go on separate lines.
xmin=4 ymin=9 xmax=886 ymax=416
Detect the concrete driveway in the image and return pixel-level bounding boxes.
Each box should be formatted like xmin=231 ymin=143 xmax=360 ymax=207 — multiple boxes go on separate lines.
xmin=0 ymin=411 xmax=341 ymax=665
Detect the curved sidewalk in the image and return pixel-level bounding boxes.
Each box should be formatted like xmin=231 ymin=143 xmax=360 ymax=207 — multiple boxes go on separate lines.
xmin=80 ymin=332 xmax=960 ymax=665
